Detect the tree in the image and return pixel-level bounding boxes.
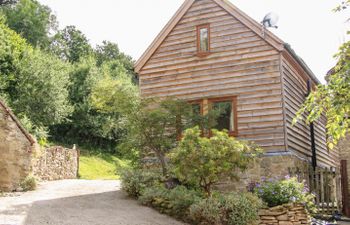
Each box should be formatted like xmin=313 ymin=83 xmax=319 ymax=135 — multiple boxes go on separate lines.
xmin=50 ymin=57 xmax=137 ymax=151
xmin=0 ymin=21 xmax=72 ymax=141
xmin=12 ymin=48 xmax=72 ymax=128
xmin=294 ymin=5 xmax=350 ymax=148
xmin=334 ymin=0 xmax=350 ymax=12
xmin=0 ymin=0 xmax=17 ymax=6
xmin=0 ymin=0 xmax=57 ymax=47
xmin=170 ymin=127 xmax=261 ymax=195
xmin=50 ymin=25 xmax=92 ymax=63
xmin=95 ymin=41 xmax=137 ymax=82
xmin=295 ymin=40 xmax=350 ymax=148
xmin=0 ymin=20 xmax=28 ymax=97
xmin=91 ymin=82 xmax=195 ymax=175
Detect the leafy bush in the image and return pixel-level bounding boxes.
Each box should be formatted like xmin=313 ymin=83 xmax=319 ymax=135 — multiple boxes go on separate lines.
xmin=189 ymin=192 xmax=263 ymax=225
xmin=252 ymin=177 xmax=316 ymax=212
xmin=139 ymin=185 xmax=202 ymax=219
xmin=120 ymin=168 xmax=161 ymax=198
xmin=170 ymin=127 xmax=261 ymax=195
xmin=20 ymin=175 xmax=37 ymax=191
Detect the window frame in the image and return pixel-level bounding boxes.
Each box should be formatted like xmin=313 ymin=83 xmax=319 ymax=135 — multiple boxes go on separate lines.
xmin=196 ymin=24 xmax=211 ymax=57
xmin=208 ymin=96 xmax=238 ymax=137
xmin=189 ymin=100 xmax=204 ymax=115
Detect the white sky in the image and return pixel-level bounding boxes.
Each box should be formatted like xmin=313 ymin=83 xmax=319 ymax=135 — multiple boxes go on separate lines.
xmin=39 ymin=0 xmax=350 ymax=83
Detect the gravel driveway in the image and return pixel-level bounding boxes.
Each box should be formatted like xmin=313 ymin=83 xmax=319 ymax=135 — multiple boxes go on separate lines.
xmin=0 ymin=180 xmax=185 ymax=225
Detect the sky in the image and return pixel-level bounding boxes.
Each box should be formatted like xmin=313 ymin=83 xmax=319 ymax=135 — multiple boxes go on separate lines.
xmin=38 ymin=0 xmax=350 ymax=83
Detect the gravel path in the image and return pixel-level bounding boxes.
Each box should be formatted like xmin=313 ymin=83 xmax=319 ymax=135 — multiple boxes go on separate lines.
xmin=0 ymin=180 xmax=185 ymax=225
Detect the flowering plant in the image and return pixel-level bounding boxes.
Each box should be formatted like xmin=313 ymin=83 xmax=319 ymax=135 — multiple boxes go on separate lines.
xmin=251 ymin=177 xmax=316 ymax=213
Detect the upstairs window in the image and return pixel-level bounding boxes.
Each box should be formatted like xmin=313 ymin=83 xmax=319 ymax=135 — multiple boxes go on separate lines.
xmin=197 ymin=24 xmax=210 ymax=56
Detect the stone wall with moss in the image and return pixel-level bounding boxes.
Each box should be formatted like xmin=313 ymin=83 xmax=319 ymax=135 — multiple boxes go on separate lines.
xmin=0 ymin=108 xmax=35 ymax=191
xmin=0 ymin=104 xmax=78 ymax=191
xmin=32 ymin=146 xmax=78 ymax=181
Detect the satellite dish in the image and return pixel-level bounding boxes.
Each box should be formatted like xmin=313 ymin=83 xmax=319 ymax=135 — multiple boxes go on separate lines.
xmin=262 ymin=12 xmax=279 ymax=29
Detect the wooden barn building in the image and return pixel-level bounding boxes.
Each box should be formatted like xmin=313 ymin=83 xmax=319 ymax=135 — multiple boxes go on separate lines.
xmin=135 ymin=0 xmax=339 ymax=184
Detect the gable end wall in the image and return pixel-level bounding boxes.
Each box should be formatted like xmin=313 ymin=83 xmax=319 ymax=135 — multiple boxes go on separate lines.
xmin=139 ymin=0 xmax=286 ymax=153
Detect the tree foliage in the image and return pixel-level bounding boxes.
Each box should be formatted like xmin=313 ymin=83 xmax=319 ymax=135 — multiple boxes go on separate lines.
xmin=50 ymin=57 xmax=136 ymax=152
xmin=0 ymin=1 xmax=137 ymax=151
xmin=0 ymin=21 xmax=72 ymax=141
xmin=170 ymin=127 xmax=261 ymax=195
xmin=50 ymin=25 xmax=92 ymax=63
xmin=295 ymin=5 xmax=350 ymax=148
xmin=95 ymin=41 xmax=137 ymax=82
xmin=0 ymin=0 xmax=17 ymax=6
xmin=295 ymin=40 xmax=350 ymax=148
xmin=334 ymin=0 xmax=350 ymax=12
xmin=12 ymin=48 xmax=72 ymax=127
xmin=0 ymin=0 xmax=57 ymax=47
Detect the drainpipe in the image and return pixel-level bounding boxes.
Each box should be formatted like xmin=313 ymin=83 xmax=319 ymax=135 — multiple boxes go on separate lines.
xmin=307 ymin=80 xmax=317 ymax=170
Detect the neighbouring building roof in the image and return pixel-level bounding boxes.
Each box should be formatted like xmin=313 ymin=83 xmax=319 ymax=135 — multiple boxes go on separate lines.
xmin=0 ymin=100 xmax=36 ymax=145
xmin=135 ymin=0 xmax=321 ymax=85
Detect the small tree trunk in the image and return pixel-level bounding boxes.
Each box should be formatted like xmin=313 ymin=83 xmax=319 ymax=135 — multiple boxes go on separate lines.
xmin=156 ymin=151 xmax=168 ymax=176
xmin=201 ymin=179 xmax=212 ymax=197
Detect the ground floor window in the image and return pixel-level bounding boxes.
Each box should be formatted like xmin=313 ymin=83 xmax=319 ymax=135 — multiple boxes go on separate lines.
xmin=188 ymin=97 xmax=237 ymax=136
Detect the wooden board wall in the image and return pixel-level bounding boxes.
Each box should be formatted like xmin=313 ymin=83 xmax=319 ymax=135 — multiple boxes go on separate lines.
xmin=281 ymin=56 xmax=339 ymax=168
xmin=138 ymin=0 xmax=286 ymax=152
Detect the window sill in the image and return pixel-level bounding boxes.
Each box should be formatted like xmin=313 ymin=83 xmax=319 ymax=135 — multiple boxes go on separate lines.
xmin=197 ymin=52 xmax=211 ymax=58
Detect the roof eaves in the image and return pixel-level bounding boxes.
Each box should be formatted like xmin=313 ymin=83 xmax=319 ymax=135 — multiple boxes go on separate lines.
xmin=284 ymin=43 xmax=321 ymax=85
xmin=135 ymin=0 xmax=195 ymax=73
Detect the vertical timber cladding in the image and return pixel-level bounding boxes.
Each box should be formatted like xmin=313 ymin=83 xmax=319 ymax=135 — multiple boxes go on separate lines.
xmin=281 ymin=55 xmax=339 ymax=168
xmin=138 ymin=0 xmax=286 ymax=152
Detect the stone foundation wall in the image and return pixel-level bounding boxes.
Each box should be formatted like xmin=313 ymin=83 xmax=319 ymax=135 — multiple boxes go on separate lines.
xmin=217 ymin=153 xmax=309 ymax=191
xmin=32 ymin=146 xmax=78 ymax=181
xmin=259 ymin=203 xmax=311 ymax=225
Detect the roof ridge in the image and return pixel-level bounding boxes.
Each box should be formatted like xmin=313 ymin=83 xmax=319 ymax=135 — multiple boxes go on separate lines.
xmin=0 ymin=99 xmax=36 ymax=145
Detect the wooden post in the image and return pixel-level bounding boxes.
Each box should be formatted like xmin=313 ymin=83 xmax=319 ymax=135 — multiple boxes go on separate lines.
xmin=341 ymin=160 xmax=350 ymax=217
xmin=76 ymin=148 xmax=80 ymax=179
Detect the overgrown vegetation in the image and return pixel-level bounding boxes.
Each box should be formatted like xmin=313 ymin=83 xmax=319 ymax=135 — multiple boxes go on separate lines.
xmin=251 ymin=177 xmax=316 ymax=213
xmin=139 ymin=185 xmax=202 ymax=220
xmin=0 ymin=0 xmax=136 ymax=153
xmin=20 ymin=175 xmax=37 ymax=191
xmin=189 ymin=192 xmax=263 ymax=225
xmin=120 ymin=168 xmax=161 ymax=198
xmin=171 ymin=127 xmax=261 ymax=195
xmin=119 ymin=125 xmax=265 ymax=225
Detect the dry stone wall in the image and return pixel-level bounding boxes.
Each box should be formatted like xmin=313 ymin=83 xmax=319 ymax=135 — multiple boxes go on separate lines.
xmin=32 ymin=146 xmax=78 ymax=181
xmin=258 ymin=203 xmax=311 ymax=225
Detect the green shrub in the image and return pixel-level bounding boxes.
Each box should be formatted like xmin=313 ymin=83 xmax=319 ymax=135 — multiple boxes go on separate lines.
xmin=20 ymin=175 xmax=37 ymax=191
xmin=120 ymin=168 xmax=161 ymax=198
xmin=189 ymin=192 xmax=263 ymax=225
xmin=252 ymin=177 xmax=316 ymax=212
xmin=170 ymin=127 xmax=262 ymax=195
xmin=139 ymin=185 xmax=202 ymax=219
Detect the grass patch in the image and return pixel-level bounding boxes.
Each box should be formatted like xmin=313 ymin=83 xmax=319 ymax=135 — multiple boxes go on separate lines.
xmin=79 ymin=151 xmax=129 ymax=180
xmin=46 ymin=141 xmax=130 ymax=180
